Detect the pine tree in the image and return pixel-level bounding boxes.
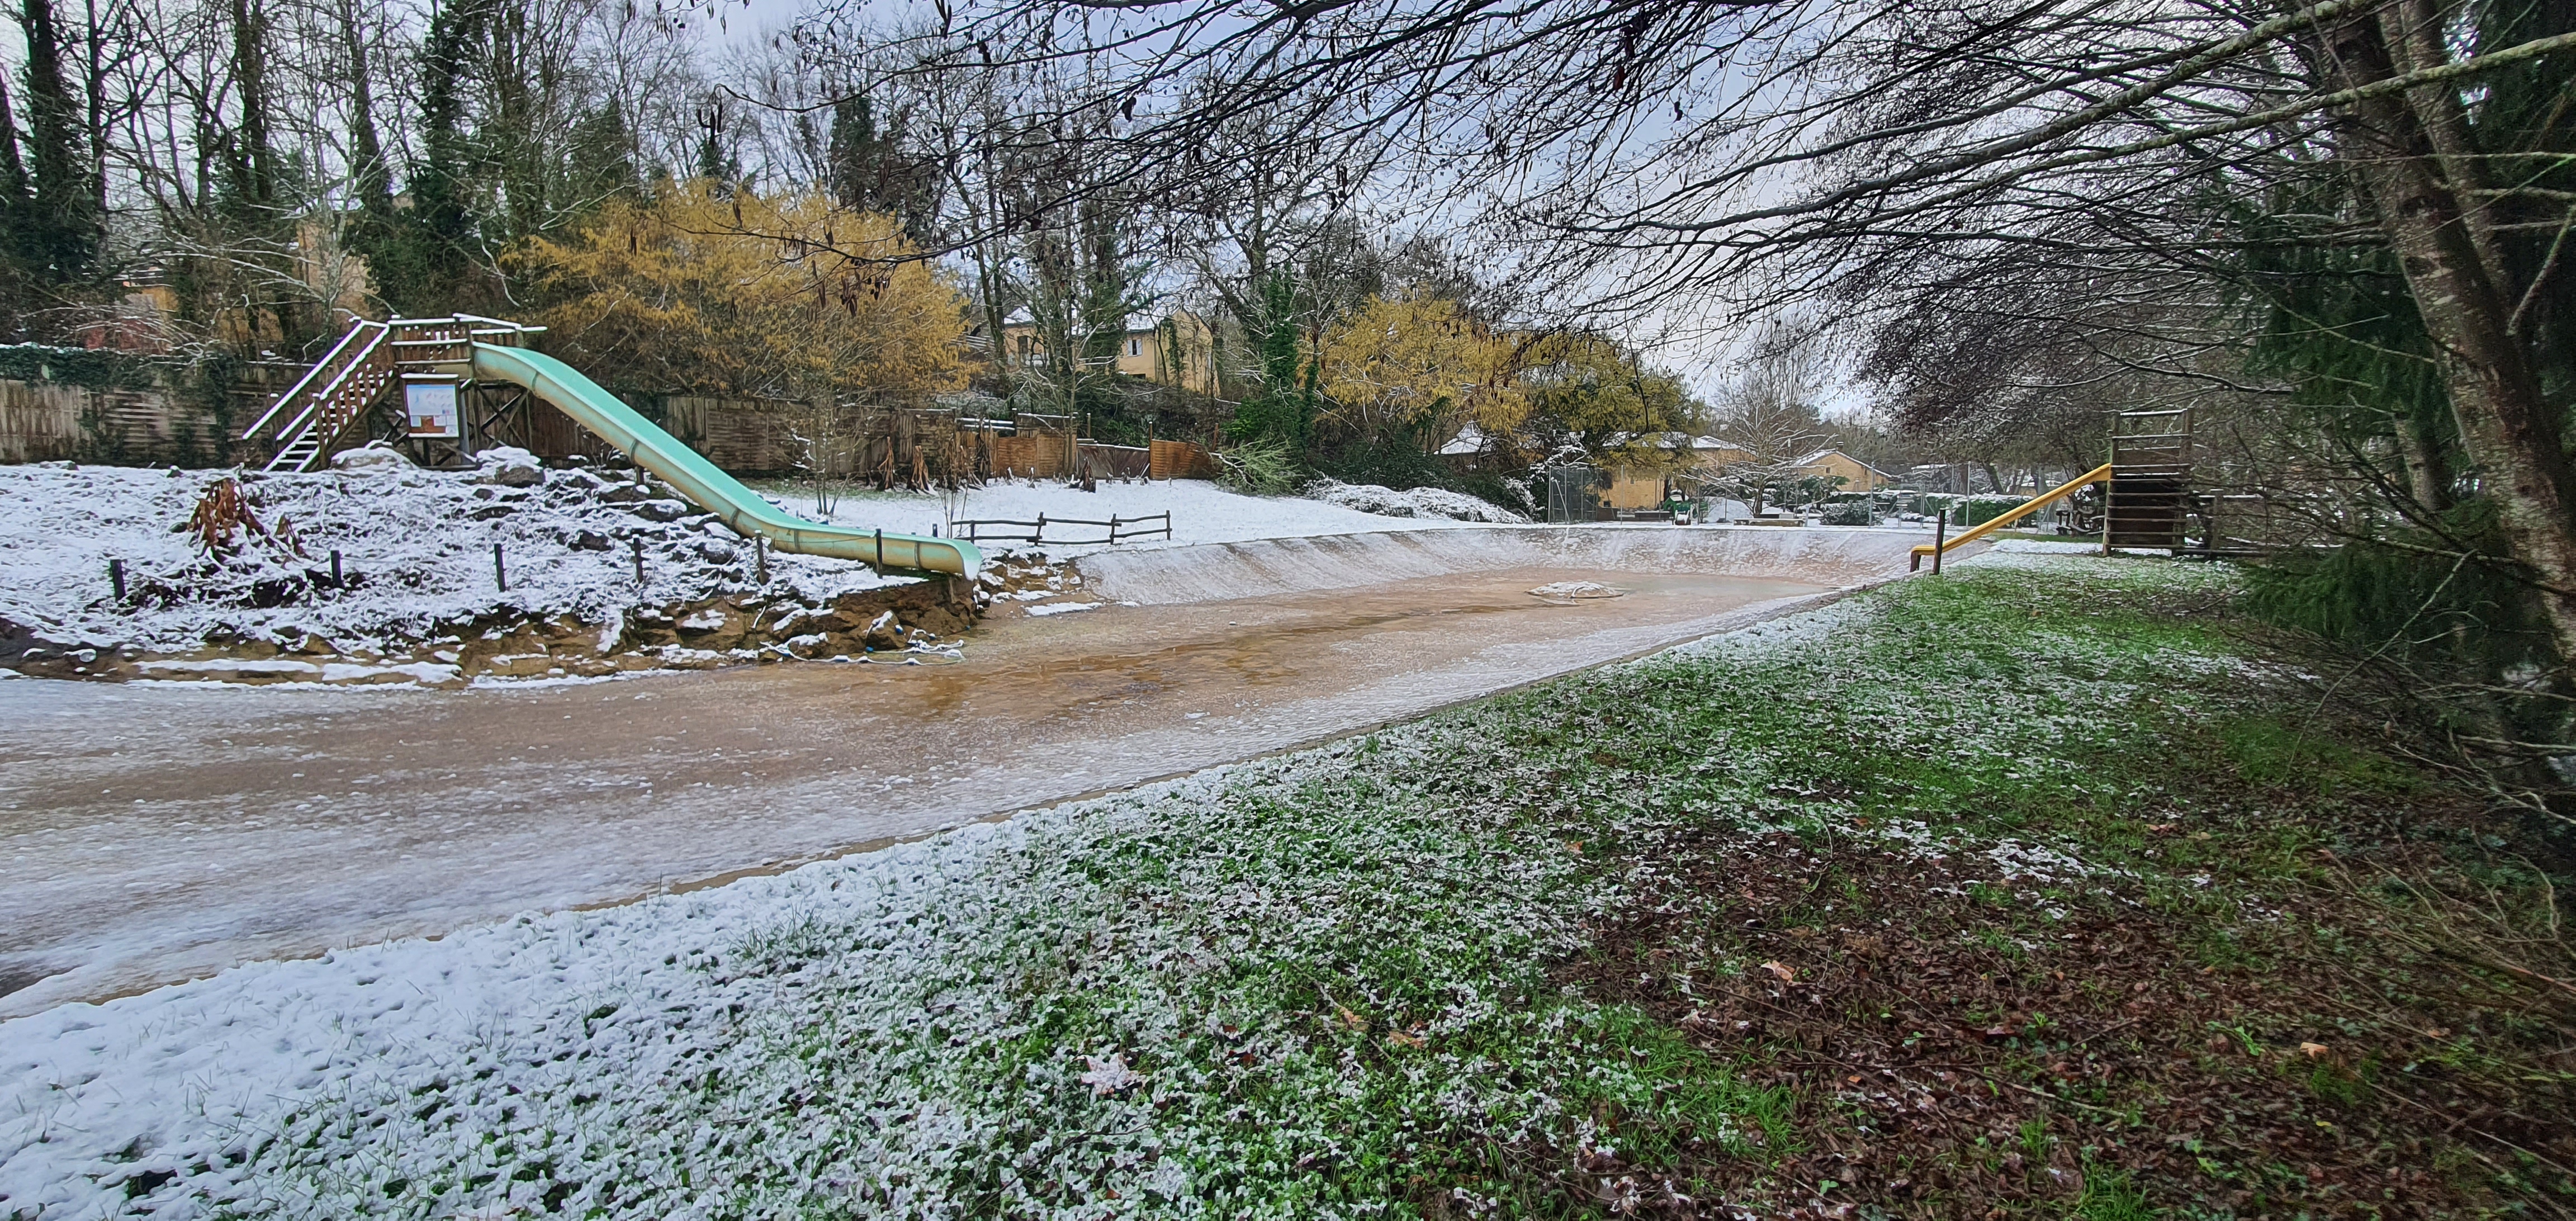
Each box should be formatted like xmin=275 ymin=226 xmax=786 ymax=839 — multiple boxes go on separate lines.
xmin=17 ymin=0 xmax=98 ymax=283
xmin=823 ymin=92 xmax=937 ymax=242
xmin=348 ymin=0 xmax=488 ymax=315
xmin=564 ymin=105 xmax=637 ymax=214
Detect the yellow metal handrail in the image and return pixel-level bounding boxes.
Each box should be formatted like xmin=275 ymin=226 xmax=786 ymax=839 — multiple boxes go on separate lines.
xmin=1910 ymin=463 xmax=2113 ymax=571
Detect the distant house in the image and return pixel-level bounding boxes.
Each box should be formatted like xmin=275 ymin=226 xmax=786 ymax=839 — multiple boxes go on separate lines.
xmin=1791 ymin=448 xmax=1895 ymax=491
xmin=1608 ymin=442 xmax=1889 ymax=512
xmin=1604 ymin=435 xmax=1745 ymax=510
xmin=1436 ymin=430 xmax=1887 ymax=515
xmin=996 ymin=312 xmax=1219 ymax=395
xmin=1437 ymin=423 xmax=1491 ymax=468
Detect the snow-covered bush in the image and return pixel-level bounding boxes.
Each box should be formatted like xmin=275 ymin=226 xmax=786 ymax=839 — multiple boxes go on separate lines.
xmin=1819 ymin=500 xmax=1875 ymax=526
xmin=1304 ymin=477 xmax=1528 ymax=523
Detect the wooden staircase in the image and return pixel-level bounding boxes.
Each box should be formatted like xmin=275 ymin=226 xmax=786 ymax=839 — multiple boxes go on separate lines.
xmin=243 ymin=321 xmax=391 ymax=472
xmin=240 ymin=316 xmax=529 ymax=471
xmin=2103 ymin=409 xmax=2192 ymax=552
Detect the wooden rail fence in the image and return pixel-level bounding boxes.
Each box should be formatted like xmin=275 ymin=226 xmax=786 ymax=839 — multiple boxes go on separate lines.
xmin=953 ymin=511 xmax=1173 ymax=546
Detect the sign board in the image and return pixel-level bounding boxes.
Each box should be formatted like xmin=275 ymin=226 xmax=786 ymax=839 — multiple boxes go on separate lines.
xmin=404 ymin=380 xmax=459 ymax=438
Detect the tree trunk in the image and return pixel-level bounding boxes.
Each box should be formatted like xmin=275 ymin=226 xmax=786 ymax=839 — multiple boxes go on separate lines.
xmin=2391 ymin=416 xmax=2452 ymax=513
xmin=0 ymin=75 xmax=29 ymax=207
xmin=2329 ymin=15 xmax=2576 ymax=659
xmin=228 ymin=0 xmax=273 ymax=207
xmin=344 ymin=0 xmax=387 ymax=205
xmin=2383 ymin=0 xmax=2506 ymax=285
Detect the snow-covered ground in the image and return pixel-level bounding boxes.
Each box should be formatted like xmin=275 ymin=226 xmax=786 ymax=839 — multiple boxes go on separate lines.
xmin=0 ymin=464 xmax=1503 ymax=679
xmin=755 ymin=476 xmax=1500 ymax=553
xmin=3 ymin=595 xmax=1850 ymax=1220
xmin=0 ymin=461 xmax=908 ymax=658
xmin=0 ymin=550 xmax=2219 ymax=1218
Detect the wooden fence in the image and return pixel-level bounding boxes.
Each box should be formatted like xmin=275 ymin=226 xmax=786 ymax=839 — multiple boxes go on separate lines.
xmin=1149 ymin=438 xmax=1219 ymax=480
xmin=0 ymin=356 xmax=1233 ymax=488
xmin=1 ymin=359 xmax=304 ymax=466
xmin=954 ymin=511 xmax=1174 ymax=546
xmin=1082 ymin=443 xmax=1150 ymax=480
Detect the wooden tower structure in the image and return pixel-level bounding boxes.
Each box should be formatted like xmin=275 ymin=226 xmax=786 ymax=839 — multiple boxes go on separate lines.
xmin=2103 ymin=408 xmax=2192 ymax=553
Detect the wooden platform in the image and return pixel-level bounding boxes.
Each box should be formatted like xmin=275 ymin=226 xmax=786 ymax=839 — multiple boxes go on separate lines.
xmin=2105 ymin=410 xmax=2192 ymax=552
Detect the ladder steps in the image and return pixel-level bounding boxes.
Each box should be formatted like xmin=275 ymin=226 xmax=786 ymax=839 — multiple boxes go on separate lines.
xmin=258 ymin=316 xmax=541 ymax=470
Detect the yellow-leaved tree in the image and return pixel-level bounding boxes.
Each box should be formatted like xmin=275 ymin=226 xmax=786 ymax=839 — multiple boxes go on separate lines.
xmin=509 ymin=183 xmax=969 ymax=401
xmin=1519 ymin=332 xmax=1703 ymax=473
xmin=1317 ymin=292 xmax=1524 ymax=450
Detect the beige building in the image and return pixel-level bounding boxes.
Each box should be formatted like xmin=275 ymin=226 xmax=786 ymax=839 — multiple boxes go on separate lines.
xmin=1791 ymin=448 xmax=1895 ymax=491
xmin=1603 ymin=441 xmax=1891 ymax=512
xmin=998 ymin=312 xmax=1219 ymax=395
xmin=1603 ymin=435 xmax=1747 ymax=509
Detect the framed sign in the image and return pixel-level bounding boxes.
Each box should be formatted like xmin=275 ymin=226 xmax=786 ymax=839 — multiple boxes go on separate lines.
xmin=404 ymin=378 xmax=459 ymax=438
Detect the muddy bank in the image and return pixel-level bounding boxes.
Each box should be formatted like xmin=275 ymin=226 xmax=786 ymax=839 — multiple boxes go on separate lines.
xmin=1076 ymin=524 xmax=1942 ymax=605
xmin=2 ymin=576 xmax=984 ymax=685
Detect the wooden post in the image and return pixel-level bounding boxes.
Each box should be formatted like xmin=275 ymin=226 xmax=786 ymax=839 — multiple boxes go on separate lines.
xmin=631 ymin=537 xmax=645 ymax=584
xmin=873 ymin=528 xmax=884 ymax=575
xmin=108 ymin=558 xmax=125 ymax=602
xmin=330 ymin=550 xmax=343 ymax=586
xmin=1931 ymin=515 xmax=1946 ymax=575
xmin=2100 ymin=472 xmax=2115 ymax=557
xmin=493 ymin=542 xmax=508 ymax=591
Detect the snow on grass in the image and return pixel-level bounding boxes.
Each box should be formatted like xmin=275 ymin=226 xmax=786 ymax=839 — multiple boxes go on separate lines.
xmin=751 ymin=476 xmax=1493 ymax=555
xmin=0 ymin=724 xmax=1658 ymax=1219
xmin=0 ymin=551 xmax=2253 ymax=1218
xmin=0 ymin=462 xmax=906 ymax=655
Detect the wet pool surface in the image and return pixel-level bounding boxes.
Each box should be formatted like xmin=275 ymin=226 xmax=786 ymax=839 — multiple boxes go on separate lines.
xmin=1 ymin=564 xmax=1826 ymax=1013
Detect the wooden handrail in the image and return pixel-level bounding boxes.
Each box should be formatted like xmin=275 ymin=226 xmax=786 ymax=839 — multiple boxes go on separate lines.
xmin=242 ymin=320 xmax=384 ymax=439
xmin=1910 ymin=463 xmax=2112 ymax=571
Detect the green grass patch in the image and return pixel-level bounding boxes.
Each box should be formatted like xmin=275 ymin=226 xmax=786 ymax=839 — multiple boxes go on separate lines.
xmin=204 ymin=554 xmax=2569 ymax=1219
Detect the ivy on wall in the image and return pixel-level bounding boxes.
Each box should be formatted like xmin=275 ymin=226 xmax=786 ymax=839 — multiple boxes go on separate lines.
xmin=0 ymin=343 xmax=169 ymax=391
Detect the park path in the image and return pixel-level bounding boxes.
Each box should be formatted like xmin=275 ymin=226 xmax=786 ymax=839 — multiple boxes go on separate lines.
xmin=1 ymin=563 xmax=1827 ymax=1016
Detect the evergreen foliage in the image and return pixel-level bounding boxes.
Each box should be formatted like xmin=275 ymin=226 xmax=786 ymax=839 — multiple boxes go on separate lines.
xmin=1228 ymin=273 xmax=1315 ymax=451
xmin=14 ymin=0 xmax=100 ymax=285
xmin=824 ymin=94 xmax=941 ymax=243
xmin=0 ymin=342 xmax=164 ymax=389
xmin=2224 ymin=0 xmax=2576 ymax=754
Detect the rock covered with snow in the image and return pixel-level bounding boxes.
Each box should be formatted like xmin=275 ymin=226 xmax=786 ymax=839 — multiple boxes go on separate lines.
xmin=1303 ymin=477 xmax=1528 ymax=523
xmin=1530 ymin=580 xmax=1624 ymax=599
xmin=473 ymin=445 xmax=544 ymax=487
xmin=329 ymin=440 xmax=414 ymax=472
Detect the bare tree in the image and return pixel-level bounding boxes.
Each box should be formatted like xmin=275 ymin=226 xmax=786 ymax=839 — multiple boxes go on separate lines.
xmin=861 ymin=0 xmax=2575 ymax=652
xmin=1713 ymin=323 xmax=1831 ymax=517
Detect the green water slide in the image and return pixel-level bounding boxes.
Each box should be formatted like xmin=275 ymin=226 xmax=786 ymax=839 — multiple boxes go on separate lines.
xmin=468 ymin=343 xmax=983 ymax=579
